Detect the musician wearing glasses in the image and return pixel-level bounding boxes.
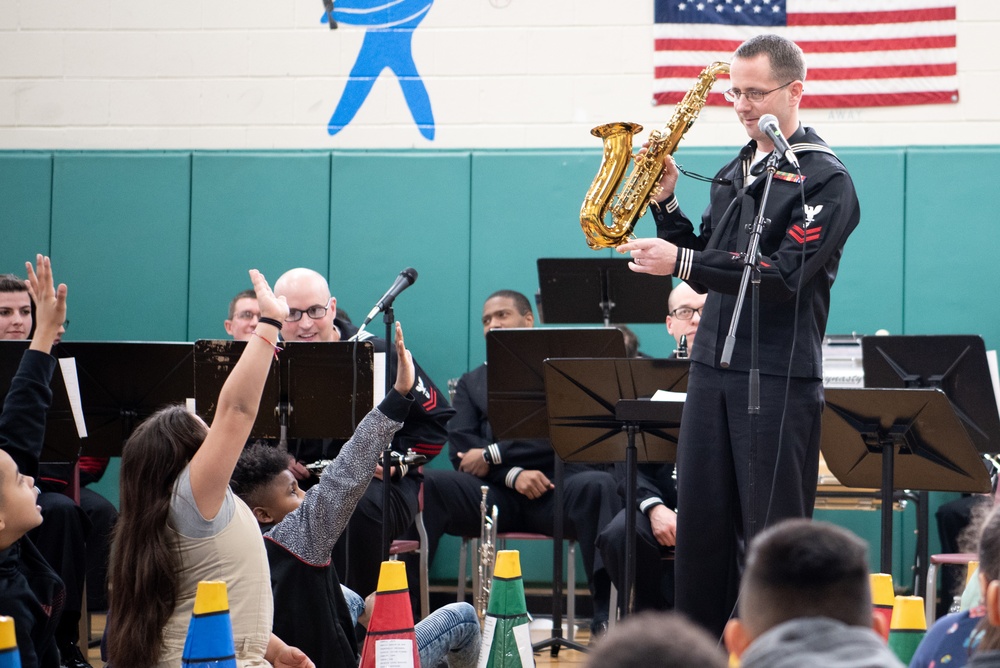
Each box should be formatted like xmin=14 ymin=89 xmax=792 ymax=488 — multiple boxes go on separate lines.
xmin=597 ymin=281 xmax=705 ymax=614
xmin=617 ymin=34 xmax=861 ymax=637
xmin=270 ymin=267 xmax=455 ymax=601
xmin=223 ymin=288 xmax=261 ymax=341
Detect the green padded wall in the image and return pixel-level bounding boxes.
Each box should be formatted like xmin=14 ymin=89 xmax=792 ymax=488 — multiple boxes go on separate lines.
xmin=0 ymin=153 xmax=52 ymax=271
xmin=188 ymin=152 xmax=333 ymax=341
xmin=50 ymin=153 xmax=192 ymax=342
xmin=905 ymin=148 xmax=1000 ymax=350
xmin=328 ymin=151 xmax=472 ymax=396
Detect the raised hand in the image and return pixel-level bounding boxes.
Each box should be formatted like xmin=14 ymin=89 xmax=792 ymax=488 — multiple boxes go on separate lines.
xmin=393 ymin=320 xmax=414 ymax=396
xmin=249 ymin=269 xmax=289 ymax=323
xmin=24 ymin=254 xmax=67 ymax=353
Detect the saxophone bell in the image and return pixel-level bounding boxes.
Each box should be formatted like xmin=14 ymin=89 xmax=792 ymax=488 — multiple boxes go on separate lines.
xmin=579 ymin=61 xmax=729 ymax=249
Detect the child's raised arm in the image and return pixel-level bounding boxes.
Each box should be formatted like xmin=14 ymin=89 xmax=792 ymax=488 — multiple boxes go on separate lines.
xmin=188 ymin=268 xmax=288 ymax=519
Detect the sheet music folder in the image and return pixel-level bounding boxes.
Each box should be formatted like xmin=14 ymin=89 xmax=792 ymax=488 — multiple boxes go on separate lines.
xmin=0 ymin=340 xmax=194 ymax=460
xmin=543 ymin=357 xmax=689 ymax=464
xmin=486 ymin=327 xmax=627 ymax=440
xmin=194 ymin=339 xmax=374 ymax=440
xmin=536 ymin=258 xmax=673 ymax=324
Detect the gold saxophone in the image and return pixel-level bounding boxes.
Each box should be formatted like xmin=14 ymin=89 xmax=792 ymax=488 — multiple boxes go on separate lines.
xmin=579 ymin=61 xmax=730 ymax=249
xmin=475 ymin=485 xmax=498 ymax=624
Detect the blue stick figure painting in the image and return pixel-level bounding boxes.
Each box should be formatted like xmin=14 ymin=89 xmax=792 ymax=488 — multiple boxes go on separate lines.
xmin=322 ymin=0 xmax=435 ymax=140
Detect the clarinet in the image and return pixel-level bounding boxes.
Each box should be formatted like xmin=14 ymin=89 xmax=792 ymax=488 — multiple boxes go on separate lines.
xmin=674 ymin=334 xmax=688 ymax=359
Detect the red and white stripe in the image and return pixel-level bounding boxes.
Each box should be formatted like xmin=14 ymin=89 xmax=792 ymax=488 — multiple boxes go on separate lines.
xmin=654 ymin=0 xmax=957 ymax=108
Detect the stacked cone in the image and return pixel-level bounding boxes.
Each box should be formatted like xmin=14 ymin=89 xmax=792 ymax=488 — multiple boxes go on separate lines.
xmin=478 ymin=550 xmax=534 ymax=668
xmin=869 ymin=573 xmax=894 ymax=642
xmin=182 ymin=581 xmax=237 ymax=667
xmin=888 ymin=595 xmax=927 ymax=664
xmin=0 ymin=617 xmax=21 ymax=668
xmin=360 ymin=560 xmax=420 ymax=668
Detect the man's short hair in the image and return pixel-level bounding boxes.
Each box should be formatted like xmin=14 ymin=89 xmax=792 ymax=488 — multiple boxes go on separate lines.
xmin=486 ymin=289 xmax=533 ymax=316
xmin=227 ymin=288 xmax=256 ymax=319
xmin=734 ymin=34 xmax=806 ymax=84
xmin=585 ymin=611 xmax=727 ymax=668
xmin=0 ymin=274 xmax=27 ymax=294
xmin=230 ymin=441 xmax=291 ymax=511
xmin=739 ymin=519 xmax=872 ymax=636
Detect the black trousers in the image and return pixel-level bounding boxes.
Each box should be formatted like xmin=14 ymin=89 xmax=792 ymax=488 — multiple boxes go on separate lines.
xmin=422 ymin=464 xmax=621 ymax=605
xmin=674 ymin=362 xmax=823 ymax=639
xmin=597 ymin=508 xmax=675 ymax=611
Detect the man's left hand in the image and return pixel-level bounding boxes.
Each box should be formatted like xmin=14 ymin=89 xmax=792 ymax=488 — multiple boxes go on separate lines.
xmin=373 ymin=463 xmax=399 ymax=480
xmin=457 ymin=448 xmax=489 ymax=477
xmin=616 ymin=238 xmax=678 ymax=276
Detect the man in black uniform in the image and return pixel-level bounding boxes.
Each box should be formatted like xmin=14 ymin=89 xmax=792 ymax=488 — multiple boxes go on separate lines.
xmin=272 ymin=267 xmax=454 ymax=599
xmin=617 ymin=34 xmax=861 ymax=637
xmin=596 ymin=281 xmax=705 ymax=613
xmin=422 ymin=289 xmax=621 ymax=635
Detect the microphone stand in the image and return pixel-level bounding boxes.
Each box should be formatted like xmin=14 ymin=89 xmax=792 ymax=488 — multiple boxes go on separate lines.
xmin=380 ymin=304 xmax=395 ymax=559
xmin=719 ymin=150 xmax=778 ymax=542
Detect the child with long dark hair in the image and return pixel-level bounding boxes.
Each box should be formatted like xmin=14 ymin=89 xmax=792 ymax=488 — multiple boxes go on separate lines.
xmin=106 ymin=269 xmax=312 ymax=668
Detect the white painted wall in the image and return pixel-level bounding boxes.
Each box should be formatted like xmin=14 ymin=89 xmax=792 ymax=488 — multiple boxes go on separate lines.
xmin=0 ymin=0 xmax=996 ymax=149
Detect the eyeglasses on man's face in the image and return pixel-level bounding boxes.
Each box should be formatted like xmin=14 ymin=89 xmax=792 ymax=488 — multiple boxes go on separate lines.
xmin=233 ymin=311 xmax=260 ymax=321
xmin=669 ymin=307 xmax=703 ymax=320
xmin=285 ymin=298 xmax=333 ymax=323
xmin=723 ymin=81 xmax=794 ymax=103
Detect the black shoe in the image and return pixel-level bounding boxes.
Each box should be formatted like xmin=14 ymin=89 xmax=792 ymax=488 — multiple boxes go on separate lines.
xmin=589 ymin=619 xmax=609 ymax=646
xmin=60 ymin=643 xmax=93 ymax=668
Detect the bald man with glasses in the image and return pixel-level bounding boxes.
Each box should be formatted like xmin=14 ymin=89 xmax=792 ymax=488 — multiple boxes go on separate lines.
xmin=271 ymin=267 xmax=454 ymax=601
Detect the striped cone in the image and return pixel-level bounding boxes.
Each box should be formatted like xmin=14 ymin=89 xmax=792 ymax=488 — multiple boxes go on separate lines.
xmin=478 ymin=550 xmax=534 ymax=668
xmin=360 ymin=560 xmax=419 ymax=668
xmin=869 ymin=573 xmax=894 ymax=642
xmin=0 ymin=616 xmax=22 ymax=668
xmin=888 ymin=595 xmax=927 ymax=664
xmin=182 ymin=581 xmax=237 ymax=667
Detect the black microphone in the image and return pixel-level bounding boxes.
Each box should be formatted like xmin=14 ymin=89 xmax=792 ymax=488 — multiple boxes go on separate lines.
xmin=359 ymin=268 xmax=418 ymax=328
xmin=757 ymin=114 xmax=799 ymax=170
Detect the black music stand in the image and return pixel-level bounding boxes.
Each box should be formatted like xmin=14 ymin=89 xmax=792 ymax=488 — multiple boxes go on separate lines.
xmin=543 ymin=357 xmax=689 ymax=616
xmin=537 ymin=258 xmax=673 ymax=326
xmin=862 ymin=334 xmax=1000 ymax=592
xmin=486 ymin=327 xmax=626 ymax=656
xmin=862 ymin=335 xmax=1000 ymax=454
xmin=194 ymin=340 xmax=374 ymax=440
xmin=0 ymin=340 xmax=195 ymax=460
xmin=821 ymin=387 xmax=992 ymax=576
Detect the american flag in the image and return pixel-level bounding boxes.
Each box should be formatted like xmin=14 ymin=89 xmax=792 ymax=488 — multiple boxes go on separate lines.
xmin=654 ymin=0 xmax=958 ymax=108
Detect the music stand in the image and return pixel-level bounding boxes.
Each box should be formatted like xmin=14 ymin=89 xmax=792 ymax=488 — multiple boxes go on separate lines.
xmin=485 ymin=327 xmax=626 ymax=656
xmin=821 ymin=387 xmax=992 ymax=575
xmin=0 ymin=341 xmax=195 ymax=460
xmin=862 ymin=335 xmax=1000 ymax=455
xmin=537 ymin=258 xmax=673 ymax=326
xmin=544 ymin=357 xmax=689 ymax=617
xmin=194 ymin=340 xmax=374 ymax=441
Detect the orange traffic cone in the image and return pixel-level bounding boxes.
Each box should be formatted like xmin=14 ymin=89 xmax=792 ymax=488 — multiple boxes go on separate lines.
xmin=360 ymin=561 xmax=420 ymax=668
xmin=0 ymin=616 xmax=21 ymax=668
xmin=182 ymin=581 xmax=237 ymax=667
xmin=869 ymin=573 xmax=894 ymax=642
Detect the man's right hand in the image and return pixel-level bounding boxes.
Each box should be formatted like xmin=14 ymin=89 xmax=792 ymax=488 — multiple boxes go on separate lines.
xmin=287 ymin=456 xmax=312 ymax=481
xmin=457 ymin=448 xmax=489 ymax=477
xmin=514 ymin=470 xmax=554 ymax=500
xmin=649 ymin=505 xmax=677 ymax=547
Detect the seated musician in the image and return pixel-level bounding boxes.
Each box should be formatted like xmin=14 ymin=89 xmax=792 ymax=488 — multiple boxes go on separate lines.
xmin=421 ymin=289 xmax=622 ymax=638
xmin=596 ymin=280 xmax=704 ymax=612
xmin=230 ymin=322 xmax=480 ymax=667
xmin=271 ymin=267 xmax=454 ymax=600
